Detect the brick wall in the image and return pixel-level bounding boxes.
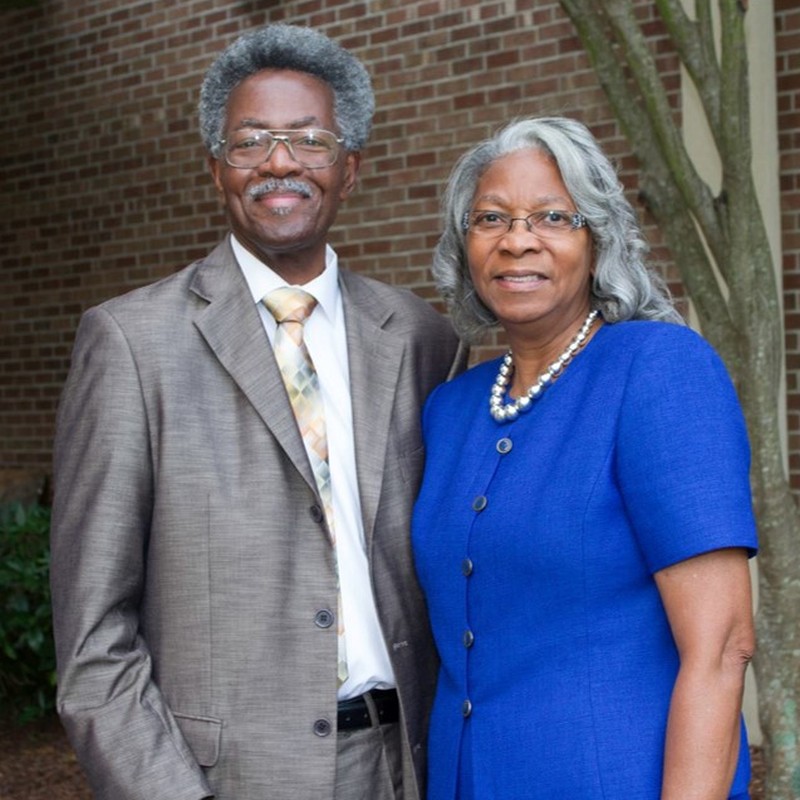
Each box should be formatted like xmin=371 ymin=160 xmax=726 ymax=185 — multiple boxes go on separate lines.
xmin=777 ymin=0 xmax=800 ymax=487
xmin=0 ymin=0 xmax=795 ymax=487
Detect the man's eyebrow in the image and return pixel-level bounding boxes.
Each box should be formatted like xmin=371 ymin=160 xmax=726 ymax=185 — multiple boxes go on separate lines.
xmin=232 ymin=116 xmax=321 ymax=131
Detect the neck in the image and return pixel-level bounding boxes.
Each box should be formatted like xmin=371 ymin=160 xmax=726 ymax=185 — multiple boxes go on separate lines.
xmin=488 ymin=309 xmax=600 ymax=423
xmin=238 ymin=235 xmax=328 ymax=285
xmin=507 ymin=309 xmax=597 ymax=397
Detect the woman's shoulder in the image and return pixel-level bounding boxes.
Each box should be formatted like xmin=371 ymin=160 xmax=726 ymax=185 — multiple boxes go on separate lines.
xmin=439 ymin=355 xmax=501 ymax=390
xmin=424 ymin=356 xmax=502 ymax=414
xmin=602 ymin=318 xmax=702 ymax=346
xmin=600 ymin=319 xmax=722 ymax=368
xmin=600 ymin=319 xmax=737 ymax=407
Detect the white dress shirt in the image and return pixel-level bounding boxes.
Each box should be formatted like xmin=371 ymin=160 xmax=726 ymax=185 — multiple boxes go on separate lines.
xmin=232 ymin=235 xmax=395 ymax=700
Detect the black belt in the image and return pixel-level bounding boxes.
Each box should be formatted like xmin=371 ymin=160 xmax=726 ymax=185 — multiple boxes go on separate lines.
xmin=337 ymin=688 xmax=399 ymax=731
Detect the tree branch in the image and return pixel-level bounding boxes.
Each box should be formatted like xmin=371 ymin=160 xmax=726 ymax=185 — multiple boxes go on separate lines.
xmin=654 ymin=0 xmax=722 ymax=129
xmin=602 ymin=0 xmax=727 ymax=269
xmin=559 ymin=0 xmax=732 ymax=333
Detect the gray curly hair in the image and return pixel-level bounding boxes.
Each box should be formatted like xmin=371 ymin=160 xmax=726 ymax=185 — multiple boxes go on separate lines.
xmin=199 ymin=24 xmax=375 ymax=157
xmin=433 ymin=116 xmax=684 ymax=342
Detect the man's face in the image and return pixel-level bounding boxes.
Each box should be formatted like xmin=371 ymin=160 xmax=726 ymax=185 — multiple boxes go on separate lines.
xmin=209 ymin=69 xmax=360 ymax=282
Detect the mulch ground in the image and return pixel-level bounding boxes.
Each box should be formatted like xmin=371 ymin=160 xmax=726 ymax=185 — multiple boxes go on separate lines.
xmin=0 ymin=714 xmax=90 ymax=800
xmin=0 ymin=714 xmax=766 ymax=799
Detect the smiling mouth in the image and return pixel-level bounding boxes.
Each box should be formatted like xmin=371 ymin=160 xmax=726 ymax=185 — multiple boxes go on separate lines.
xmin=248 ymin=178 xmax=313 ymax=202
xmin=262 ymin=193 xmax=302 ymax=208
xmin=254 ymin=190 xmax=308 ymax=217
xmin=498 ymin=273 xmax=547 ymax=285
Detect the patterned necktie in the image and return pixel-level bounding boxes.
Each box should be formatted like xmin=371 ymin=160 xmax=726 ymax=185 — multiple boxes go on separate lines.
xmin=263 ymin=287 xmax=348 ymax=686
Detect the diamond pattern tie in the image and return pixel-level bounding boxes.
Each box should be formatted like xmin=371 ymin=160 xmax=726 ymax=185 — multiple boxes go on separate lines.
xmin=263 ymin=287 xmax=347 ymax=686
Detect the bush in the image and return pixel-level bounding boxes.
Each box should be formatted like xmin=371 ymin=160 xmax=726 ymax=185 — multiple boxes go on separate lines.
xmin=0 ymin=502 xmax=55 ymax=723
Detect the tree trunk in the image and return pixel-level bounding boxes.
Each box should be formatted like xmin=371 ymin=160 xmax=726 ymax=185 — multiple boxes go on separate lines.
xmin=557 ymin=1 xmax=800 ymax=796
xmin=739 ymin=365 xmax=800 ymax=799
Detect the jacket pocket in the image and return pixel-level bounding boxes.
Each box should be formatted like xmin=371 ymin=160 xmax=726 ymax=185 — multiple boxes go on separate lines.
xmin=174 ymin=712 xmax=223 ymax=767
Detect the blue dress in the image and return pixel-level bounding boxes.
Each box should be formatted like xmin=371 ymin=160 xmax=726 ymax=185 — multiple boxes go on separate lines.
xmin=412 ymin=321 xmax=758 ymax=800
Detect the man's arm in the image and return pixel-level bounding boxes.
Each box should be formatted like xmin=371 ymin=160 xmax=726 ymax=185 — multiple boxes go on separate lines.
xmin=50 ymin=306 xmax=212 ymax=800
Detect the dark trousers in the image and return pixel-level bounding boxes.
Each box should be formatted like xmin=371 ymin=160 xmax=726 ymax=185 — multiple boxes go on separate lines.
xmin=334 ymin=691 xmax=407 ymax=800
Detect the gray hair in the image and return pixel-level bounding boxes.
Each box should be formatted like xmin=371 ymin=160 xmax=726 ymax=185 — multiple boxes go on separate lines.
xmin=433 ymin=116 xmax=684 ymax=342
xmin=199 ymin=24 xmax=375 ymax=157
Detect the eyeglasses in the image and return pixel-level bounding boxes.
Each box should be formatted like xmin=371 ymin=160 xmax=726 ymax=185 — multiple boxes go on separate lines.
xmin=220 ymin=128 xmax=344 ymax=170
xmin=462 ymin=209 xmax=588 ymax=237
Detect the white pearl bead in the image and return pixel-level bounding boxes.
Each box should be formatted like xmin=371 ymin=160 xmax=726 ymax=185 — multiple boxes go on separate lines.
xmin=487 ymin=310 xmax=598 ymax=425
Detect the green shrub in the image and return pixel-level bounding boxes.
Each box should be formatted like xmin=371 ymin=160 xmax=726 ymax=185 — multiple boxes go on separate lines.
xmin=0 ymin=502 xmax=55 ymax=723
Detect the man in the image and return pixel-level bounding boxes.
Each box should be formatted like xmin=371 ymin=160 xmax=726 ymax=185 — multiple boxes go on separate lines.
xmin=50 ymin=24 xmax=465 ymax=800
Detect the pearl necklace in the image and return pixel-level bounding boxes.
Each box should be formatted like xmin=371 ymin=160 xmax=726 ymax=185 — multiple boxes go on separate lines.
xmin=489 ymin=310 xmax=599 ymax=423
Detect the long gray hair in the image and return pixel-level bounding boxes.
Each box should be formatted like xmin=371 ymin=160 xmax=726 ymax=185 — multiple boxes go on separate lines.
xmin=198 ymin=24 xmax=375 ymax=157
xmin=433 ymin=116 xmax=684 ymax=342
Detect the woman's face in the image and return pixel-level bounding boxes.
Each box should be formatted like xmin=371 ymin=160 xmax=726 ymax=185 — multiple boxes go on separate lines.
xmin=466 ymin=147 xmax=594 ymax=338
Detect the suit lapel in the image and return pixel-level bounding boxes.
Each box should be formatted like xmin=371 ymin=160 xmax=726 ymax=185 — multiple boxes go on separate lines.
xmin=340 ymin=271 xmax=404 ymax=546
xmin=189 ymin=239 xmax=318 ymax=495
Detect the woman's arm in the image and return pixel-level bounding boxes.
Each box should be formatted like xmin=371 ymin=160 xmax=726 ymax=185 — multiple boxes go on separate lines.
xmin=655 ymin=547 xmax=755 ymax=800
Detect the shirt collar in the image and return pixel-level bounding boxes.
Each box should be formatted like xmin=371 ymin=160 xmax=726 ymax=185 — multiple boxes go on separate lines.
xmin=232 ymin=234 xmax=341 ymax=323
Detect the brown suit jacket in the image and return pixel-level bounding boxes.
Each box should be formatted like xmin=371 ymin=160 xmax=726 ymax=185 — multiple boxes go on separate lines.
xmin=50 ymin=237 xmax=466 ymax=800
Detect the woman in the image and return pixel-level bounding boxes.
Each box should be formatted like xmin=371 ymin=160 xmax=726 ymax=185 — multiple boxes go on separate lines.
xmin=412 ymin=117 xmax=757 ymax=799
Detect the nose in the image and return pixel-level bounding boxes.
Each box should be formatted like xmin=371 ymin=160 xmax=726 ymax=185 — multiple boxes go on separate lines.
xmin=499 ymin=219 xmax=544 ymax=253
xmin=257 ymin=138 xmax=300 ymax=175
xmin=507 ymin=217 xmax=540 ymax=235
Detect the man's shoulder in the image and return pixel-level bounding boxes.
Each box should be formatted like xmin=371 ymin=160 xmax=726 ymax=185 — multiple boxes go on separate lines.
xmin=339 ymin=269 xmax=450 ymax=326
xmin=90 ymin=241 xmax=230 ymax=320
xmin=101 ymin=263 xmax=195 ymax=306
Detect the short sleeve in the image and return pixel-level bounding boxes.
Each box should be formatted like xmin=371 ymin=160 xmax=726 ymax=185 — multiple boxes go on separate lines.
xmin=616 ymin=326 xmax=758 ymax=573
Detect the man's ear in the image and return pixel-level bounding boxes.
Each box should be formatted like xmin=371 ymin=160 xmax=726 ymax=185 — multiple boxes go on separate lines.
xmin=208 ymin=153 xmax=224 ymax=194
xmin=340 ymin=151 xmax=361 ymax=200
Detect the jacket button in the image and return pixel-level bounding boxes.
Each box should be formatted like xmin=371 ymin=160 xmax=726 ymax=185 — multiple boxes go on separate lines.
xmin=462 ymin=699 xmax=472 ymax=718
xmin=313 ymin=718 xmax=332 ymax=737
xmin=463 ymin=629 xmax=474 ymax=648
xmin=310 ymin=504 xmax=325 ymax=524
xmin=472 ymin=495 xmax=487 ymax=512
xmin=314 ymin=609 xmax=334 ymax=628
xmin=496 ymin=437 xmax=513 ymax=454
xmin=461 ymin=558 xmax=474 ymax=576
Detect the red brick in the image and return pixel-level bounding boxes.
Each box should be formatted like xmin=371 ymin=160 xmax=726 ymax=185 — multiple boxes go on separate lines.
xmin=0 ymin=0 xmax=796 ymax=487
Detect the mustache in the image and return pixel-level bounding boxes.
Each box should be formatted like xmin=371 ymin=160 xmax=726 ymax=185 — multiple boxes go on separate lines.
xmin=248 ymin=178 xmax=313 ymax=201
